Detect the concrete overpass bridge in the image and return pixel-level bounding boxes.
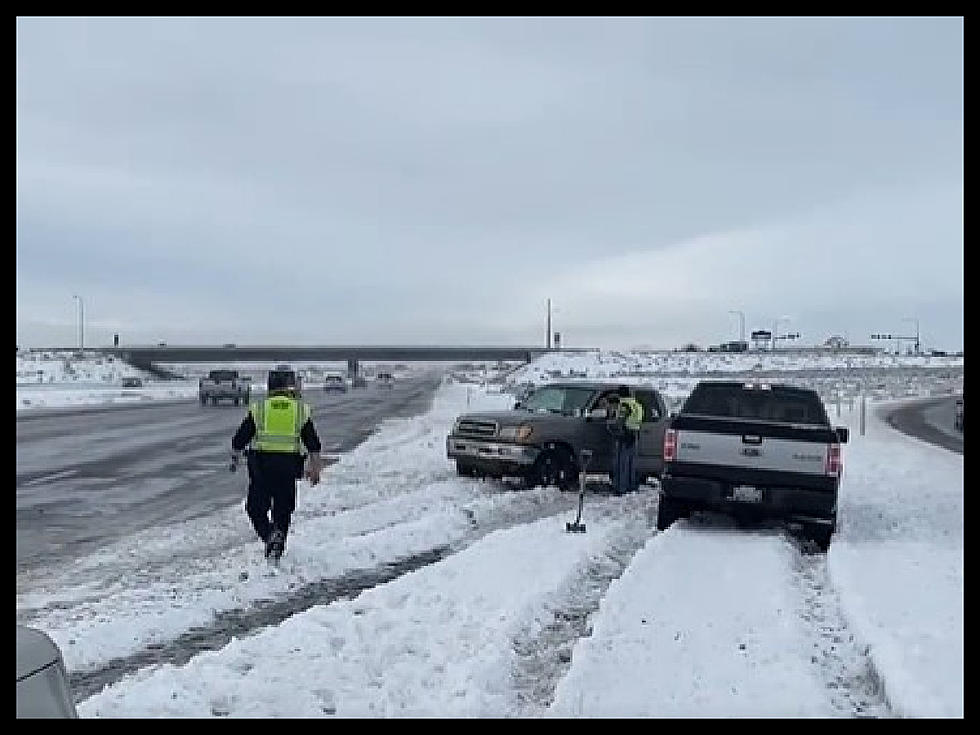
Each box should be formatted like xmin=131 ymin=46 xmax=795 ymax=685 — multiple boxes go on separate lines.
xmin=88 ymin=345 xmax=582 ymax=378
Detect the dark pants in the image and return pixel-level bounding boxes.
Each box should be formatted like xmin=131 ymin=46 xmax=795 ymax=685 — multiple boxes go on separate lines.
xmin=245 ymin=451 xmax=301 ymax=544
xmin=612 ymin=431 xmax=638 ymax=495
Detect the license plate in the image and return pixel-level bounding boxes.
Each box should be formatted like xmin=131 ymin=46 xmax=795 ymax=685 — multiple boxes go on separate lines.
xmin=732 ymin=485 xmax=763 ymax=503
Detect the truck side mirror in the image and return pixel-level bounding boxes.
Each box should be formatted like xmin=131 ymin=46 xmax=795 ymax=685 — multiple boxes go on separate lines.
xmin=835 ymin=427 xmax=849 ymax=444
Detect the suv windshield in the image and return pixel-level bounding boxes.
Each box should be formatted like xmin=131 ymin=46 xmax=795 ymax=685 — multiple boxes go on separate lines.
xmin=521 ymin=386 xmax=596 ymax=414
xmin=682 ymin=383 xmax=829 ymax=425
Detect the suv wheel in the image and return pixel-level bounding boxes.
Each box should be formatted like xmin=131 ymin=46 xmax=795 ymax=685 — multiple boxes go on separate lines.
xmin=525 ymin=448 xmax=578 ymax=492
xmin=656 ymin=494 xmax=688 ymax=531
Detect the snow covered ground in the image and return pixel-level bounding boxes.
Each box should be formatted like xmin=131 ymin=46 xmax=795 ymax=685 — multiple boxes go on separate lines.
xmin=15 ymin=349 xmax=963 ymax=718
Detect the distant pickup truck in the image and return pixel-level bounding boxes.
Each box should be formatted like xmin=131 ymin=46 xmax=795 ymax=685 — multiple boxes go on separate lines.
xmin=199 ymin=369 xmax=250 ymax=406
xmin=376 ymin=372 xmax=395 ymax=388
xmin=323 ymin=374 xmax=347 ymax=393
xmin=446 ymin=381 xmax=669 ymax=492
xmin=657 ymin=381 xmax=849 ymax=551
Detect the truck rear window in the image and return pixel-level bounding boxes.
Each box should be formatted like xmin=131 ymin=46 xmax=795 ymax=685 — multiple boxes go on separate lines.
xmin=681 ymin=384 xmax=829 ymax=425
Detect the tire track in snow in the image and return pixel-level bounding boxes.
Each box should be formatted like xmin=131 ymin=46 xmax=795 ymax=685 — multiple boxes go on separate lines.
xmin=787 ymin=540 xmax=893 ymax=718
xmin=509 ymin=491 xmax=659 ymax=714
xmin=66 ymin=482 xmax=587 ymax=704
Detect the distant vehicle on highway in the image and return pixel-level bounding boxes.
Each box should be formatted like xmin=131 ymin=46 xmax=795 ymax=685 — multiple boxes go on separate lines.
xmin=16 ymin=625 xmax=78 ymax=718
xmin=324 ymin=374 xmax=347 ymax=392
xmin=222 ymin=343 xmax=236 ymax=348
xmin=376 ymin=372 xmax=395 ymax=388
xmin=199 ymin=369 xmax=250 ymax=406
xmin=121 ymin=376 xmax=143 ymax=388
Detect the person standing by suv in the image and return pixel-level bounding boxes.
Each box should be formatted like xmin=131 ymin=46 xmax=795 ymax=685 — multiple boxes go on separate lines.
xmin=230 ymin=366 xmax=323 ymax=561
xmin=607 ymin=388 xmax=643 ymax=494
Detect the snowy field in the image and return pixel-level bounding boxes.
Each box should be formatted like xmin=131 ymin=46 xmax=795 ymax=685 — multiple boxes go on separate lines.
xmin=15 ymin=349 xmax=963 ymax=717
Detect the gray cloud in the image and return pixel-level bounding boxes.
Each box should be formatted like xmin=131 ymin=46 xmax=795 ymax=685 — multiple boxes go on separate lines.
xmin=16 ymin=17 xmax=963 ymax=350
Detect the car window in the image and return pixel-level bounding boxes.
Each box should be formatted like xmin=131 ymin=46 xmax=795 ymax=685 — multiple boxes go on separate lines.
xmin=682 ymin=384 xmax=829 ymax=425
xmin=522 ymin=386 xmax=595 ymax=414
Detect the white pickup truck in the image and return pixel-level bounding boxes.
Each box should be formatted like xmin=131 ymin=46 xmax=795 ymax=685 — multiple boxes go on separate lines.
xmin=658 ymin=381 xmax=848 ymax=551
xmin=199 ymin=369 xmax=250 ymax=406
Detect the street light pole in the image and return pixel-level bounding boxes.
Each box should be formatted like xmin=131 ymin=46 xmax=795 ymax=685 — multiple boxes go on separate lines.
xmin=72 ymin=295 xmax=84 ymax=352
xmin=546 ymin=299 xmax=552 ymax=349
xmin=903 ymin=318 xmax=920 ymax=355
xmin=729 ymin=310 xmax=745 ymax=343
xmin=772 ymin=317 xmax=790 ymax=351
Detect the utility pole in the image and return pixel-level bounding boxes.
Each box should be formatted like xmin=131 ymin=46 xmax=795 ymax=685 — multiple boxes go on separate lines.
xmin=72 ymin=295 xmax=84 ymax=352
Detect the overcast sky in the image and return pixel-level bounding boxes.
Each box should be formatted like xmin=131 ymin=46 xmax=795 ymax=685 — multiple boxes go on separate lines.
xmin=16 ymin=17 xmax=963 ymax=351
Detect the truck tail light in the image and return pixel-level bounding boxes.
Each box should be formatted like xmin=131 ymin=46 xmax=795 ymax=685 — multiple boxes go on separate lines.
xmin=664 ymin=429 xmax=677 ymax=463
xmin=825 ymin=443 xmax=842 ymax=477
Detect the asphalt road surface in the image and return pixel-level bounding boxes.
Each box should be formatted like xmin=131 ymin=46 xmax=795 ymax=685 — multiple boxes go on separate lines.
xmin=882 ymin=395 xmax=963 ymax=455
xmin=16 ymin=370 xmax=446 ymax=573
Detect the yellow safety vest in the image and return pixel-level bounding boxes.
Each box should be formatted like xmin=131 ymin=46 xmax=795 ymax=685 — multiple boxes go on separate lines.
xmin=619 ymin=397 xmax=643 ymax=432
xmin=250 ymin=395 xmax=311 ymax=453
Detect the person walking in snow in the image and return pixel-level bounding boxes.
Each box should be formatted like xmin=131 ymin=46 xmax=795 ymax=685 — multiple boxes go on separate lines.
xmin=230 ymin=365 xmax=322 ymax=561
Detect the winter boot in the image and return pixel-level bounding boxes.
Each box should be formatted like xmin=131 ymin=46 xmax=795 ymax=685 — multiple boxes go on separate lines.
xmin=266 ymin=527 xmax=285 ymax=562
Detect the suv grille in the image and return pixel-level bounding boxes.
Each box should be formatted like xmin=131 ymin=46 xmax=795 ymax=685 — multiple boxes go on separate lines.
xmin=456 ymin=419 xmax=497 ymax=438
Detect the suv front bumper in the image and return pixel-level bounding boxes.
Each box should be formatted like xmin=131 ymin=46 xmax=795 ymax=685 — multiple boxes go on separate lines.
xmin=446 ymin=436 xmax=539 ymax=467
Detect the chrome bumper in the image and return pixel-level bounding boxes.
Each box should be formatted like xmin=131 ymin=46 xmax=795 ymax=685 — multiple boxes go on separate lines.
xmin=446 ymin=436 xmax=539 ymax=465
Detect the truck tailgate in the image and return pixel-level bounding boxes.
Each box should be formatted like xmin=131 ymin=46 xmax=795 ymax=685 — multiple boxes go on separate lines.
xmin=670 ymin=415 xmax=834 ymax=478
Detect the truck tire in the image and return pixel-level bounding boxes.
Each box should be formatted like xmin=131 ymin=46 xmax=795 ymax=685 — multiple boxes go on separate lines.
xmin=656 ymin=494 xmax=688 ymax=531
xmin=233 ymin=398 xmax=240 ymax=407
xmin=802 ymin=521 xmax=835 ymax=553
xmin=456 ymin=461 xmax=479 ymax=478
xmin=524 ymin=448 xmax=578 ymax=492
xmin=211 ymin=397 xmax=218 ymax=406
xmin=200 ymin=395 xmax=207 ymax=406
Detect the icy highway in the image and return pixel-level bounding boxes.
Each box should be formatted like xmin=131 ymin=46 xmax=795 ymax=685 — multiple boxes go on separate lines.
xmin=16 ymin=370 xmax=445 ymax=574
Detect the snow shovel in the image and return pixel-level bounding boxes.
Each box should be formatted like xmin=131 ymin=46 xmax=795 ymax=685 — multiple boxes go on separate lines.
xmin=566 ymin=449 xmax=592 ymax=533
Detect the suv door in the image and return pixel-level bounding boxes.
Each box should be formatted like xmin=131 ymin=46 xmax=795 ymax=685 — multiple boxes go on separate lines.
xmin=634 ymin=389 xmax=668 ymax=479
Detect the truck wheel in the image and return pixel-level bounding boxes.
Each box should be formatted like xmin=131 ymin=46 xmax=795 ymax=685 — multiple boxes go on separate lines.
xmin=211 ymin=397 xmax=218 ymax=406
xmin=656 ymin=495 xmax=688 ymax=531
xmin=802 ymin=522 xmax=834 ymax=553
xmin=233 ymin=398 xmax=240 ymax=406
xmin=200 ymin=396 xmax=207 ymax=406
xmin=525 ymin=448 xmax=578 ymax=492
xmin=456 ymin=461 xmax=479 ymax=478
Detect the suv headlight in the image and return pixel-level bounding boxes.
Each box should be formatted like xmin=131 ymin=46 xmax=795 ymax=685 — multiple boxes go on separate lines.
xmin=499 ymin=424 xmax=533 ymax=442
